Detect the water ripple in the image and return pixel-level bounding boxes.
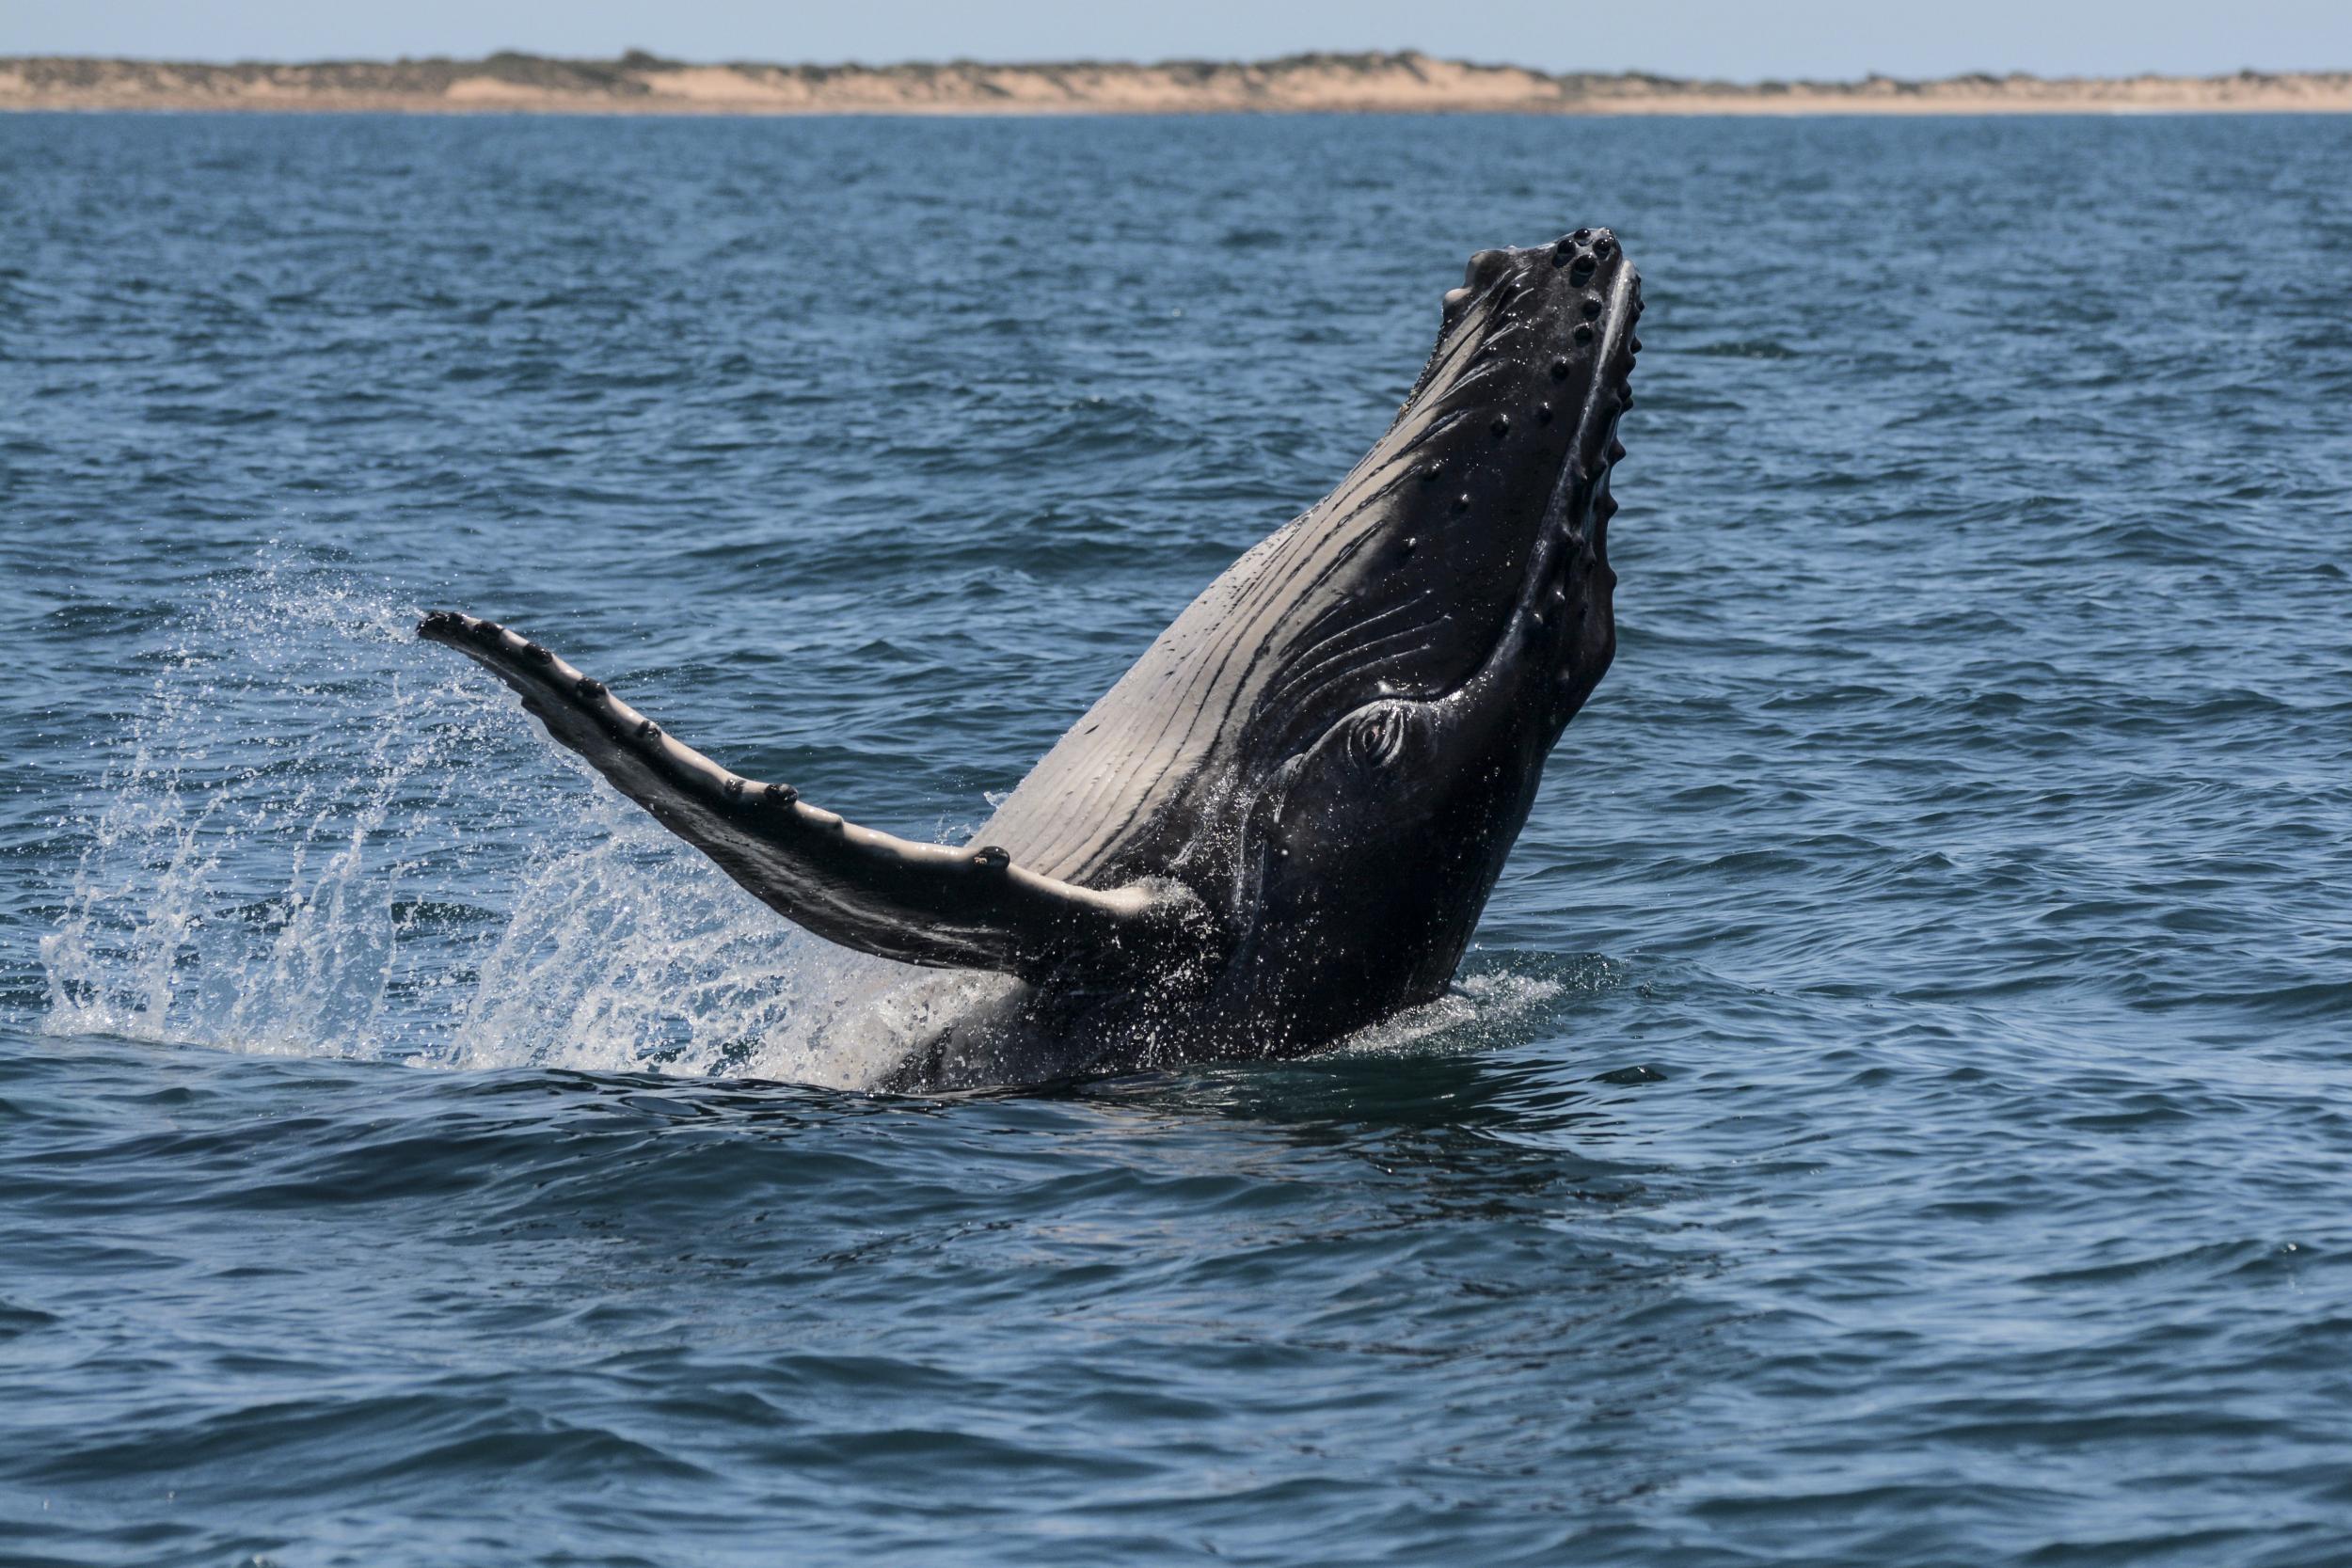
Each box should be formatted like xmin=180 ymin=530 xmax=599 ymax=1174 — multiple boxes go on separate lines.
xmin=2 ymin=110 xmax=2349 ymax=1567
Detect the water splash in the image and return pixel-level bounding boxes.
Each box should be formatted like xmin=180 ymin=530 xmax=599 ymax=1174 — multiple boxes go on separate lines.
xmin=1333 ymin=951 xmax=1625 ymax=1060
xmin=37 ymin=556 xmax=904 ymax=1087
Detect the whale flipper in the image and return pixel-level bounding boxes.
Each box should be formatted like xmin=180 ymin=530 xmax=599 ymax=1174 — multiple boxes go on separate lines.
xmin=418 ymin=612 xmax=1205 ymax=982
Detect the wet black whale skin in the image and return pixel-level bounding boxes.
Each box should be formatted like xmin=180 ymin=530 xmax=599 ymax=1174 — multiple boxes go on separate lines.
xmin=421 ymin=229 xmax=1642 ymax=1088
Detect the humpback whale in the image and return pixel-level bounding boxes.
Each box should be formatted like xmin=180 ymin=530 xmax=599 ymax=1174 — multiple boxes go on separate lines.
xmin=421 ymin=229 xmax=1641 ymax=1089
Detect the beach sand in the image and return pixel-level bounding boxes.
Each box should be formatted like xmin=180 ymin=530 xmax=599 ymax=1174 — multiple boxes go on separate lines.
xmin=6 ymin=50 xmax=2351 ymax=116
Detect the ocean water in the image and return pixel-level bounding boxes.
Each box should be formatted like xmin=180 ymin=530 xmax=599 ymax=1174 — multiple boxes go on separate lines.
xmin=4 ymin=107 xmax=2350 ymax=1565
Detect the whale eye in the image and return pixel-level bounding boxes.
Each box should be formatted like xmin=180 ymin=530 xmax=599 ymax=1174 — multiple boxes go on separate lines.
xmin=1349 ymin=705 xmax=1408 ymax=769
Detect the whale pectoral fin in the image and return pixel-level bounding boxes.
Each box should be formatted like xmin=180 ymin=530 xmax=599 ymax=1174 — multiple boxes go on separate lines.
xmin=418 ymin=611 xmax=1204 ymax=982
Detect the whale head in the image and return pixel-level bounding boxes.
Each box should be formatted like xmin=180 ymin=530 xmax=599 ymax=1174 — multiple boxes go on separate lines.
xmin=1218 ymin=229 xmax=1641 ymax=1036
xmin=982 ymin=229 xmax=1642 ymax=1054
xmin=1248 ymin=227 xmax=1639 ymax=771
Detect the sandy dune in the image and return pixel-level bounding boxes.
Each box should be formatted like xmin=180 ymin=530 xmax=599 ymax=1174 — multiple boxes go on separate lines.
xmin=5 ymin=50 xmax=2349 ymax=116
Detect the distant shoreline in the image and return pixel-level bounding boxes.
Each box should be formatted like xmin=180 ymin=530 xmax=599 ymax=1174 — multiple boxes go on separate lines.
xmin=7 ymin=50 xmax=2352 ymax=116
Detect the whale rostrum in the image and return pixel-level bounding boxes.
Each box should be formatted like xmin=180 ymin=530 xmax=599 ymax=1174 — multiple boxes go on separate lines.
xmin=421 ymin=229 xmax=1641 ymax=1088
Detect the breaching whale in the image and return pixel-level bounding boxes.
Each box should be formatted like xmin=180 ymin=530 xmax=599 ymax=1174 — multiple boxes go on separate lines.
xmin=421 ymin=229 xmax=1640 ymax=1089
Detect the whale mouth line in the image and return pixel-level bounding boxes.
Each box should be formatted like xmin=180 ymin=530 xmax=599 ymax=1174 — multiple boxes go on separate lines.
xmin=1564 ymin=255 xmax=1640 ymax=556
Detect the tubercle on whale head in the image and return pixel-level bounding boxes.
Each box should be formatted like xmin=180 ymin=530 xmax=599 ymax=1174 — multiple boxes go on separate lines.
xmin=1423 ymin=230 xmax=1638 ymax=710
xmin=1426 ymin=230 xmax=1636 ymax=546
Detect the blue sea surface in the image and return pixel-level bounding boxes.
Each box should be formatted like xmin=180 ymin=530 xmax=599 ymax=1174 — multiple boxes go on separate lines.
xmin=4 ymin=110 xmax=2350 ymax=1565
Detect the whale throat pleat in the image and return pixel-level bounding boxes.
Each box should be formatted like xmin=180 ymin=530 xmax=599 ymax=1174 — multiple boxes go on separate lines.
xmin=976 ymin=444 xmax=1447 ymax=882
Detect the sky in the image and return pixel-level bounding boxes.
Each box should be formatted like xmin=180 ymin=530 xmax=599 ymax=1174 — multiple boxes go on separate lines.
xmin=10 ymin=0 xmax=2352 ymax=80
